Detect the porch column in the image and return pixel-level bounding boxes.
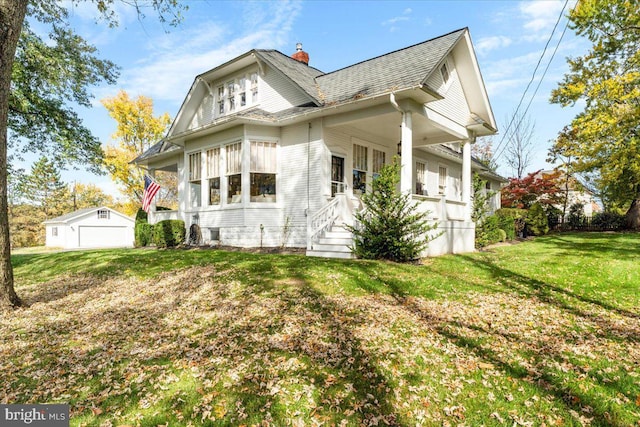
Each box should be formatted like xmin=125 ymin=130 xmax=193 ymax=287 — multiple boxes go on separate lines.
xmin=400 ymin=111 xmax=413 ymax=194
xmin=462 ymin=140 xmax=471 ymax=221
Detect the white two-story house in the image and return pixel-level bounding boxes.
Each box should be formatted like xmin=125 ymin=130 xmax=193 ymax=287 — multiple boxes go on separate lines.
xmin=134 ymin=28 xmax=504 ymax=258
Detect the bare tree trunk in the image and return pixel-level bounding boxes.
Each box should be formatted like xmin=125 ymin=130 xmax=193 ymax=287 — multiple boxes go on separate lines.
xmin=0 ymin=0 xmax=28 ymax=308
xmin=625 ymin=197 xmax=640 ymax=230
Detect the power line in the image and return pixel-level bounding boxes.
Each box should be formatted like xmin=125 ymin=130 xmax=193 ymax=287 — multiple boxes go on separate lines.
xmin=492 ymin=0 xmax=571 ymax=163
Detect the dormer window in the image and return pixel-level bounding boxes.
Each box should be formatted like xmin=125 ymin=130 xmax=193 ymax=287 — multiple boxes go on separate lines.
xmin=97 ymin=209 xmax=110 ymax=219
xmin=440 ymin=62 xmax=450 ymax=84
xmin=239 ymin=77 xmax=247 ymax=107
xmin=251 ymin=72 xmax=259 ymax=103
xmin=217 ymin=86 xmax=225 ymax=115
xmin=227 ymin=81 xmax=235 ymax=112
xmin=213 ymin=70 xmax=259 ymax=119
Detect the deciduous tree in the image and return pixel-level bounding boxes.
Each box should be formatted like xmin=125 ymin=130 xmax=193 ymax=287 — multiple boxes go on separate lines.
xmin=0 ymin=0 xmax=186 ymax=308
xmin=501 ymin=170 xmax=563 ymax=209
xmin=550 ymin=0 xmax=640 ymax=228
xmin=101 ymin=90 xmax=172 ymax=210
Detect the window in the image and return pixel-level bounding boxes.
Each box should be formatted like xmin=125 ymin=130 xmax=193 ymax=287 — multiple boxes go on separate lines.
xmin=372 ymin=149 xmax=385 ymax=180
xmin=416 ymin=162 xmax=427 ymax=195
xmin=52 ymin=226 xmax=58 ymax=237
xmin=238 ymin=77 xmax=247 ymax=107
xmin=331 ymin=155 xmax=345 ymax=197
xmin=353 ymin=144 xmax=368 ymax=194
xmin=227 ymin=81 xmax=235 ymax=112
xmin=97 ymin=209 xmax=110 ymax=219
xmin=440 ymin=62 xmax=450 ymax=84
xmin=250 ymin=72 xmax=258 ymax=103
xmin=485 ymin=181 xmax=491 ymax=191
xmin=438 ymin=166 xmax=448 ymax=194
xmin=206 ymin=148 xmax=220 ymax=205
xmin=189 ymin=152 xmax=202 ymax=207
xmin=226 ymin=143 xmax=242 ymax=203
xmin=209 ymin=227 xmax=220 ymax=241
xmin=217 ymin=86 xmax=225 ymax=115
xmin=250 ymin=141 xmax=277 ymax=202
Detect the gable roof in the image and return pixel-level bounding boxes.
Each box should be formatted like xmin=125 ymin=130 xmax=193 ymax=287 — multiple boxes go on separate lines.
xmin=253 ymin=50 xmax=325 ymax=105
xmin=43 ymin=206 xmax=134 ymax=224
xmin=137 ymin=27 xmax=495 ymax=164
xmin=316 ymin=28 xmax=466 ymax=105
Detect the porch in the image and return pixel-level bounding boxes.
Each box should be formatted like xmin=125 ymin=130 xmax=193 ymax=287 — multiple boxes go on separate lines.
xmin=306 ymin=192 xmax=474 ymax=258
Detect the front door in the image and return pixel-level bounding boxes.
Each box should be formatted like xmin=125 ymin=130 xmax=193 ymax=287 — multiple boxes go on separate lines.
xmin=331 ymin=155 xmax=345 ymax=197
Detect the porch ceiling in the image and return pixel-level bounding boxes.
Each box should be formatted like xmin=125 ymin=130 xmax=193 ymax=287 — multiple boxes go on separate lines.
xmin=328 ymin=110 xmax=463 ymax=147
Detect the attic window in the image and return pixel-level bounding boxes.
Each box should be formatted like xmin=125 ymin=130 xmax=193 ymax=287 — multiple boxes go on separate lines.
xmin=97 ymin=209 xmax=110 ymax=219
xmin=440 ymin=63 xmax=450 ymax=84
xmin=217 ymin=86 xmax=225 ymax=115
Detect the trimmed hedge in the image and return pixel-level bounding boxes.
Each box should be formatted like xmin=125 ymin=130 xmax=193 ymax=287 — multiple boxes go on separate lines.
xmin=153 ymin=220 xmax=186 ymax=248
xmin=591 ymin=211 xmax=626 ymax=229
xmin=135 ymin=222 xmax=153 ymax=247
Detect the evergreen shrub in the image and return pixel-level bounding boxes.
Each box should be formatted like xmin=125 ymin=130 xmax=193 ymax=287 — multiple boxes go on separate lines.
xmin=153 ymin=220 xmax=186 ymax=248
xmin=526 ymin=202 xmax=549 ymax=236
xmin=591 ymin=211 xmax=626 ymax=230
xmin=348 ymin=158 xmax=438 ymax=262
xmin=135 ymin=222 xmax=153 ymax=247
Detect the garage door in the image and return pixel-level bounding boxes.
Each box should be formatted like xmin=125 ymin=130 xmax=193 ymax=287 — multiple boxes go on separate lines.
xmin=78 ymin=226 xmax=129 ymax=248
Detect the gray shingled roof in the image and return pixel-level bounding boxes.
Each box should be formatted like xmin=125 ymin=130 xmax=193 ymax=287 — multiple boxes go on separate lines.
xmin=133 ymin=139 xmax=182 ymax=163
xmin=254 ymin=50 xmax=325 ymax=105
xmin=316 ymin=29 xmax=466 ymax=104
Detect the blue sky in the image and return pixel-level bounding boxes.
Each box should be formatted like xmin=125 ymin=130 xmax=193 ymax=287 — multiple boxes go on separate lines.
xmin=28 ymin=0 xmax=586 ymax=198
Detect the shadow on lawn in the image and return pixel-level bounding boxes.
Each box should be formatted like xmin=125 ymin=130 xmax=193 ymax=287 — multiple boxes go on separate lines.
xmin=9 ymin=260 xmax=406 ymax=426
xmin=536 ymin=232 xmax=640 ymax=261
xmin=382 ymin=277 xmax=637 ymax=427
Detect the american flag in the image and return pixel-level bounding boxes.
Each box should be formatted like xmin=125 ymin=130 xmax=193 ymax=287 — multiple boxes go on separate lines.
xmin=142 ymin=175 xmax=161 ymax=213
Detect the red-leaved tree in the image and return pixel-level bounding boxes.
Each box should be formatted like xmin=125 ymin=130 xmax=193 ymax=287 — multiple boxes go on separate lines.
xmin=501 ymin=170 xmax=563 ymax=209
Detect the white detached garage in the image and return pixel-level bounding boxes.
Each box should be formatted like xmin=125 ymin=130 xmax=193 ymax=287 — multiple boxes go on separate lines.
xmin=44 ymin=206 xmax=135 ymax=249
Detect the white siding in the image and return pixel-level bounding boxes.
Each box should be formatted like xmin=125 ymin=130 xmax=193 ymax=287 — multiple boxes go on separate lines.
xmin=426 ymin=57 xmax=471 ymax=128
xmin=189 ymin=93 xmax=214 ymax=130
xmin=260 ymin=67 xmax=312 ymax=113
xmin=45 ymin=209 xmax=134 ymax=249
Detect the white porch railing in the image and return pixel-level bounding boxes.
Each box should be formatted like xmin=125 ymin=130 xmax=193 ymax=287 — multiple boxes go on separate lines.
xmin=307 ymin=195 xmax=344 ymax=250
xmin=411 ymin=195 xmax=468 ymax=222
xmin=150 ymin=209 xmax=179 ymax=224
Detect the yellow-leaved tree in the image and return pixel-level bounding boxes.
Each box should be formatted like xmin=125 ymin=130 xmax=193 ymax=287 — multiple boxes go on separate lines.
xmin=102 ymin=90 xmax=176 ymax=216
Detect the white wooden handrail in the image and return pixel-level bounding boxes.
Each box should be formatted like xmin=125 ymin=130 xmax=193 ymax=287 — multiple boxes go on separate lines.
xmin=307 ymin=196 xmax=341 ymax=250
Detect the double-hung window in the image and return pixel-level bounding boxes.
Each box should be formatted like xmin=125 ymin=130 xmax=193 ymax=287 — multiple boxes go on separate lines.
xmin=226 ymin=143 xmax=242 ymax=204
xmin=438 ymin=165 xmax=448 ymax=195
xmin=416 ymin=162 xmax=427 ymax=195
xmin=250 ymin=141 xmax=277 ymax=202
xmin=206 ymin=148 xmax=220 ymax=205
xmin=372 ymin=149 xmax=385 ymax=180
xmin=353 ymin=144 xmax=368 ymax=194
xmin=250 ymin=72 xmax=258 ymax=103
xmin=189 ymin=152 xmax=202 ymax=207
xmin=227 ymin=81 xmax=235 ymax=112
xmin=238 ymin=77 xmax=247 ymax=108
xmin=217 ymin=86 xmax=225 ymax=115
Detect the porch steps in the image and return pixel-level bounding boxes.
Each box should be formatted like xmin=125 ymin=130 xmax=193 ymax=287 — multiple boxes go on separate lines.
xmin=306 ymin=225 xmax=354 ymax=259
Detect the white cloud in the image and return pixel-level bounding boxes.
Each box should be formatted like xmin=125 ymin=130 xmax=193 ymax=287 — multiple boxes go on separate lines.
xmin=476 ymin=35 xmax=513 ymax=55
xmin=109 ymin=1 xmax=302 ymax=105
xmin=382 ymin=7 xmax=412 ymax=31
xmin=518 ymin=0 xmax=572 ymax=41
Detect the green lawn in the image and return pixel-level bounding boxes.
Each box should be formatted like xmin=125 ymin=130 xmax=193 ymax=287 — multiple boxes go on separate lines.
xmin=2 ymin=233 xmax=639 ymax=426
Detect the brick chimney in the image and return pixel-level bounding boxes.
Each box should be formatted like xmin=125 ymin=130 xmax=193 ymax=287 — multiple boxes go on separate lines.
xmin=291 ymin=42 xmax=309 ymax=65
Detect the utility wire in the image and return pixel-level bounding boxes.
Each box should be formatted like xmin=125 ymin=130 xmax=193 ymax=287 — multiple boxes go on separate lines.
xmin=492 ymin=0 xmax=570 ymax=163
